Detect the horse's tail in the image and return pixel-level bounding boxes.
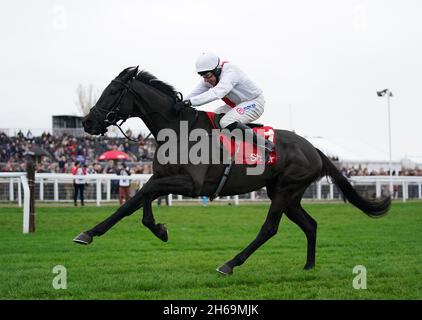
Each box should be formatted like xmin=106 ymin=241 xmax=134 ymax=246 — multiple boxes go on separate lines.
xmin=316 ymin=148 xmax=391 ymax=218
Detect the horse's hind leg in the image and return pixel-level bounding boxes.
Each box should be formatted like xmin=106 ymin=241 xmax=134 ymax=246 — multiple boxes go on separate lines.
xmin=285 ymin=202 xmax=317 ymax=270
xmin=217 ymin=192 xmax=286 ymax=275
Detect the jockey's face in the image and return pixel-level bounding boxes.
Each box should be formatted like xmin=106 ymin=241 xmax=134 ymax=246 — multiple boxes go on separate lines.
xmin=202 ymin=72 xmax=218 ymax=87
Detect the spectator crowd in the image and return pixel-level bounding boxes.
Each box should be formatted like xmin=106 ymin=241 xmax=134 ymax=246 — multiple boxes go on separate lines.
xmin=340 ymin=165 xmax=422 ymax=177
xmin=0 ymin=130 xmax=155 ymax=174
xmin=0 ymin=130 xmax=421 ymax=176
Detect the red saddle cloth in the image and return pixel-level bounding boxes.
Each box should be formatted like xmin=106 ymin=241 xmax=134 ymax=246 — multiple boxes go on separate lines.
xmin=206 ymin=112 xmax=277 ymax=165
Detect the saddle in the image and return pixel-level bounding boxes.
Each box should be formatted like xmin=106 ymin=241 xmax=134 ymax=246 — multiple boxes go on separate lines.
xmin=206 ymin=112 xmax=277 ymax=165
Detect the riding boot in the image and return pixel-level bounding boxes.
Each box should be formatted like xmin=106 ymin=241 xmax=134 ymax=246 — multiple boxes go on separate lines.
xmin=225 ymin=122 xmax=275 ymax=162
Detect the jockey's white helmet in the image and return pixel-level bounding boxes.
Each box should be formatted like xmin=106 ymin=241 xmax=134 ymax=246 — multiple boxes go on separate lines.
xmin=195 ymin=52 xmax=220 ymax=75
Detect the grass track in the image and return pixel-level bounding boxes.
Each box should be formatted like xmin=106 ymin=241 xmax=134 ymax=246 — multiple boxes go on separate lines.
xmin=0 ymin=202 xmax=421 ymax=299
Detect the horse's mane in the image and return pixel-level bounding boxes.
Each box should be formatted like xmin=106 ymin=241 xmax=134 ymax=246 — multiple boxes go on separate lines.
xmin=135 ymin=71 xmax=176 ymax=98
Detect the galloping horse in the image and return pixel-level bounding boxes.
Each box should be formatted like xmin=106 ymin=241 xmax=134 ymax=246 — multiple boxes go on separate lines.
xmin=74 ymin=66 xmax=391 ymax=275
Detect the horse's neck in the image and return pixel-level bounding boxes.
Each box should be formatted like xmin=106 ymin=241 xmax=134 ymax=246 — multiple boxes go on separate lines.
xmin=131 ymin=82 xmax=212 ymax=140
xmin=132 ymin=82 xmax=179 ymax=137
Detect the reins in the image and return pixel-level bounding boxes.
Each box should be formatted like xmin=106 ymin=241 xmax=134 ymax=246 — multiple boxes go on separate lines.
xmin=92 ymin=77 xmax=198 ymax=143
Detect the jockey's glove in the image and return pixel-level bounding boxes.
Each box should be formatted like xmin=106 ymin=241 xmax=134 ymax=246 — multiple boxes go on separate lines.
xmin=173 ymin=100 xmax=192 ymax=113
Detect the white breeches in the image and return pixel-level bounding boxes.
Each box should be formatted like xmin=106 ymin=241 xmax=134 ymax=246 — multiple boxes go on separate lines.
xmin=215 ymin=94 xmax=265 ymax=128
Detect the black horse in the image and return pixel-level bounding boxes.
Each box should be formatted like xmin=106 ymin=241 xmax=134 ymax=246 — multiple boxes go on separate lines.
xmin=74 ymin=66 xmax=391 ymax=275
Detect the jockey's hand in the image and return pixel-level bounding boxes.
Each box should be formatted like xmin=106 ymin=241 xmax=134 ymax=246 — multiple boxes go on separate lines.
xmin=174 ymin=100 xmax=192 ymax=113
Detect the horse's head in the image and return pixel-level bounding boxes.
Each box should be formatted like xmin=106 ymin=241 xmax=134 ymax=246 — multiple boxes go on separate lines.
xmin=83 ymin=66 xmax=139 ymax=135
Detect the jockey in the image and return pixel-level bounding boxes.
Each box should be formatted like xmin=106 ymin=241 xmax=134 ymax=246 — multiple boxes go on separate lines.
xmin=174 ymin=52 xmax=275 ymax=158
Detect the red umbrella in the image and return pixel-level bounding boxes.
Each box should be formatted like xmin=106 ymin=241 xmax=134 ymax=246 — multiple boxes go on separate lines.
xmin=98 ymin=150 xmax=130 ymax=161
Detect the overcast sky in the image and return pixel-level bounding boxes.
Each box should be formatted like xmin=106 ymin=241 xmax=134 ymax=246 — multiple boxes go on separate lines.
xmin=1 ymin=0 xmax=421 ymax=160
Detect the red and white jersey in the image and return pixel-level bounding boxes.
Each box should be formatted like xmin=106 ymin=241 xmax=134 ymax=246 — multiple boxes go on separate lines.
xmin=186 ymin=62 xmax=263 ymax=107
xmin=71 ymin=166 xmax=87 ymax=185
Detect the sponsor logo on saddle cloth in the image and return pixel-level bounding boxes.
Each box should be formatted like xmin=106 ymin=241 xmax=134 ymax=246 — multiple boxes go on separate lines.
xmin=206 ymin=111 xmax=276 ymax=165
xmin=229 ymin=126 xmax=276 ymax=165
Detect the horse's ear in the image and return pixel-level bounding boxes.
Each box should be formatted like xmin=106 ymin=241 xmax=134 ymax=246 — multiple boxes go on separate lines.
xmin=117 ymin=66 xmax=139 ymax=80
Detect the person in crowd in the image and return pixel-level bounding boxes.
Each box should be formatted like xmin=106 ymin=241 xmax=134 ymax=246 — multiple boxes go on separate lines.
xmin=117 ymin=162 xmax=131 ymax=205
xmin=71 ymin=161 xmax=87 ymax=206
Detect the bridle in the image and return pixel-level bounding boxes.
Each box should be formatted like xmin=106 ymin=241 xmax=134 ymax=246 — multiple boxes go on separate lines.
xmin=91 ymin=76 xmax=195 ymax=142
xmin=91 ymin=78 xmax=154 ymax=141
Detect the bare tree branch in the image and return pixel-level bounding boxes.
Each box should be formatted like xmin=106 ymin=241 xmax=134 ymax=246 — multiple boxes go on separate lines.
xmin=75 ymin=84 xmax=100 ymax=116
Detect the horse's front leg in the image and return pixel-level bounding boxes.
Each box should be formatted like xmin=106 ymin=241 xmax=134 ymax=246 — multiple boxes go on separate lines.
xmin=141 ymin=175 xmax=194 ymax=242
xmin=73 ymin=180 xmax=151 ymax=245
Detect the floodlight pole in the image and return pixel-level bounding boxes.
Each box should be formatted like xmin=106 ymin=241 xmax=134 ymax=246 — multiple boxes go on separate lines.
xmin=385 ymin=90 xmax=393 ymax=196
xmin=387 ymin=91 xmax=393 ymax=196
xmin=377 ymin=88 xmax=394 ymax=197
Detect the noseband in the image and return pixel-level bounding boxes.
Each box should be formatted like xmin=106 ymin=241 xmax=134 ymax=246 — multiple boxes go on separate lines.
xmin=92 ymin=78 xmax=150 ymax=141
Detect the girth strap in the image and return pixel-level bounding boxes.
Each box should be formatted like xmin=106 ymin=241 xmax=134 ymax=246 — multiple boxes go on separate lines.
xmin=210 ymin=161 xmax=233 ymax=201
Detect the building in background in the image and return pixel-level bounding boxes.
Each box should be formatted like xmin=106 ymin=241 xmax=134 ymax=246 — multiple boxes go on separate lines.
xmin=52 ymin=115 xmax=84 ymax=137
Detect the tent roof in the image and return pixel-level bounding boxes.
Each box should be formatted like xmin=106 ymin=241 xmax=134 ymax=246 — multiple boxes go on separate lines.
xmin=305 ymin=136 xmax=396 ymax=162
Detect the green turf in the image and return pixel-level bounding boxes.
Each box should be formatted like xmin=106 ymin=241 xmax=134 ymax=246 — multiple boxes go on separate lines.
xmin=0 ymin=202 xmax=421 ymax=299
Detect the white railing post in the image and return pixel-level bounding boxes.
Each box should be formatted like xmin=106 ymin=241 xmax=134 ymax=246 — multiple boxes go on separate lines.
xmin=96 ymin=179 xmax=102 ymax=206
xmin=18 ymin=179 xmax=22 ymax=207
xmin=39 ymin=178 xmax=44 ymax=201
xmin=234 ymin=195 xmax=239 ymax=205
xmin=9 ymin=178 xmax=14 ymax=202
xmin=54 ymin=179 xmax=59 ymax=201
xmin=419 ymin=183 xmax=422 ymax=199
xmin=107 ymin=180 xmax=111 ymax=201
xmin=376 ymin=181 xmax=381 ymax=198
xmin=329 ymin=183 xmax=334 ymax=200
xmin=20 ymin=175 xmax=30 ymax=234
xmin=168 ymin=194 xmax=172 ymax=206
xmin=402 ymin=182 xmax=407 ymax=203
xmin=251 ymin=191 xmax=256 ymax=201
xmin=317 ymin=180 xmax=322 ymax=200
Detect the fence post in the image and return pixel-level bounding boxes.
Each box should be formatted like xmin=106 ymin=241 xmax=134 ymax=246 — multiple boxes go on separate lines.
xmin=402 ymin=182 xmax=407 ymax=203
xmin=96 ymin=179 xmax=102 ymax=206
xmin=376 ymin=181 xmax=381 ymax=198
xmin=18 ymin=179 xmax=22 ymax=207
xmin=54 ymin=179 xmax=59 ymax=201
xmin=107 ymin=180 xmax=111 ymax=201
xmin=9 ymin=178 xmax=14 ymax=202
xmin=419 ymin=183 xmax=422 ymax=199
xmin=40 ymin=178 xmax=44 ymax=201
xmin=251 ymin=191 xmax=256 ymax=201
xmin=234 ymin=195 xmax=239 ymax=205
xmin=317 ymin=180 xmax=322 ymax=200
xmin=20 ymin=175 xmax=30 ymax=234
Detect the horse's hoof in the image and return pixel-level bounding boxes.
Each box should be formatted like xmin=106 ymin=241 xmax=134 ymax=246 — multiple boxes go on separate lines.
xmin=73 ymin=232 xmax=93 ymax=245
xmin=156 ymin=224 xmax=168 ymax=242
xmin=304 ymin=263 xmax=315 ymax=270
xmin=216 ymin=264 xmax=233 ymax=275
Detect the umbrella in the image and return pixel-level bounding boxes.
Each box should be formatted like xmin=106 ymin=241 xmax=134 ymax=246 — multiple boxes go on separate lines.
xmin=24 ymin=146 xmax=52 ymax=158
xmin=98 ymin=150 xmax=130 ymax=161
xmin=24 ymin=146 xmax=52 ymax=164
